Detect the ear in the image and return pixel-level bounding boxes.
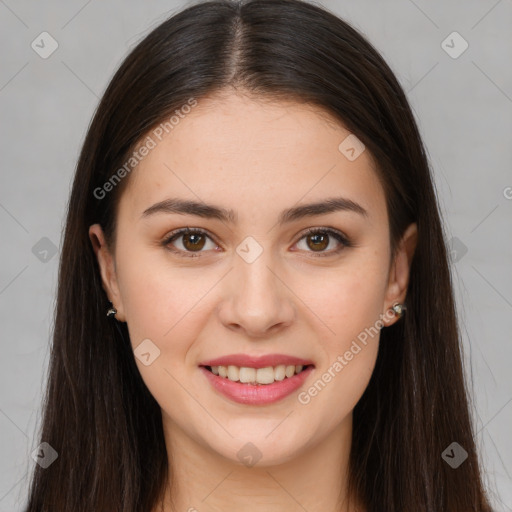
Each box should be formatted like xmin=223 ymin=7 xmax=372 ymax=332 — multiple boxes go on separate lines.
xmin=381 ymin=222 xmax=418 ymax=327
xmin=88 ymin=224 xmax=126 ymax=322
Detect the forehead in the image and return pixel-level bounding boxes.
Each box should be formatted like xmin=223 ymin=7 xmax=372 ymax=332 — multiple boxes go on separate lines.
xmin=119 ymin=93 xmax=386 ymax=224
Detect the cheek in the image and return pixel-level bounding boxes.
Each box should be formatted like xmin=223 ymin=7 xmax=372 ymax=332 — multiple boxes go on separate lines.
xmin=297 ymin=272 xmax=384 ymax=429
xmin=300 ymin=343 xmax=378 ymax=438
xmin=302 ymin=252 xmax=389 ymax=345
xmin=114 ymin=251 xmax=209 ymax=411
xmin=116 ymin=242 xmax=204 ymax=328
xmin=296 ymin=254 xmax=386 ymax=409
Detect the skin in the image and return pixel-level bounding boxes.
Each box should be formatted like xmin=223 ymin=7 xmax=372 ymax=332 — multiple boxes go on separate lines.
xmin=89 ymin=91 xmax=417 ymax=512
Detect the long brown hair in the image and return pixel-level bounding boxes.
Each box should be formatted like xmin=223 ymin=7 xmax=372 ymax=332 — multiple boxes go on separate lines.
xmin=25 ymin=0 xmax=494 ymax=510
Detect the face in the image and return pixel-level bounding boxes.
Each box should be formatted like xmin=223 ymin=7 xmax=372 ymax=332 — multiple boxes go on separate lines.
xmin=90 ymin=92 xmax=417 ymax=466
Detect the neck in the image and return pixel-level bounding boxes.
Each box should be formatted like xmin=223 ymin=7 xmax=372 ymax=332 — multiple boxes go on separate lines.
xmin=157 ymin=412 xmax=363 ymax=512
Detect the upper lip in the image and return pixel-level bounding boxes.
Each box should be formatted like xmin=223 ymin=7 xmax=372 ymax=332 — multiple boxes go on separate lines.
xmin=199 ymin=353 xmax=314 ymax=369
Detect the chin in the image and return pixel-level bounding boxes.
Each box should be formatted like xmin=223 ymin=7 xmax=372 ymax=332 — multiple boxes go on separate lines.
xmin=209 ymin=430 xmax=311 ymax=468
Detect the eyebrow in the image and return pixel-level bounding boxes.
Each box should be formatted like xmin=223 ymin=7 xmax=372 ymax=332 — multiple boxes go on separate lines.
xmin=141 ymin=196 xmax=368 ymax=225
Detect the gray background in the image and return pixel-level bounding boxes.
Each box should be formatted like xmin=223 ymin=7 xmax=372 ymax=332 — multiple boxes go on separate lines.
xmin=0 ymin=0 xmax=511 ymax=510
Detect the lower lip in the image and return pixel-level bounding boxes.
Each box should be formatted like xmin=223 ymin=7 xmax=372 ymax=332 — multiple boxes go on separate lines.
xmin=199 ymin=366 xmax=314 ymax=405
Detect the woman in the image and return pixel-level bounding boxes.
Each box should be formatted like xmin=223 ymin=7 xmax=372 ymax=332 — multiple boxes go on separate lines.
xmin=25 ymin=0 xmax=495 ymax=510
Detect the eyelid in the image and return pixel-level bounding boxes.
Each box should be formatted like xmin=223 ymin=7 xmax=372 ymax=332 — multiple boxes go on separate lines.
xmin=297 ymin=226 xmax=351 ymax=246
xmin=162 ymin=226 xmax=352 ymax=257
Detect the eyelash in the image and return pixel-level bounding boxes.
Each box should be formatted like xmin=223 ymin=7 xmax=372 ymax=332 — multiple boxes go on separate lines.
xmin=161 ymin=226 xmax=352 ymax=258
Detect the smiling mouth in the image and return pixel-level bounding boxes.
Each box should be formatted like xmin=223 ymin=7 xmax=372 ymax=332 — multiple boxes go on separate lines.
xmin=202 ymin=364 xmax=314 ymax=385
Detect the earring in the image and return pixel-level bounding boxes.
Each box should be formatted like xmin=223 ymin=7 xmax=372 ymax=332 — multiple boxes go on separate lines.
xmin=107 ymin=305 xmax=117 ymax=318
xmin=391 ymin=302 xmax=406 ymax=318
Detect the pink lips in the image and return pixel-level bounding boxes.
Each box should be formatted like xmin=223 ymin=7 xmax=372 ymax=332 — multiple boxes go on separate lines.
xmin=199 ymin=353 xmax=314 ymax=369
xmin=198 ymin=353 xmax=315 ymax=406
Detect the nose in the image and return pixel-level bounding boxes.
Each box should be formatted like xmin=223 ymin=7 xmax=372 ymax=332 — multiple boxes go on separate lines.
xmin=217 ymin=248 xmax=295 ymax=338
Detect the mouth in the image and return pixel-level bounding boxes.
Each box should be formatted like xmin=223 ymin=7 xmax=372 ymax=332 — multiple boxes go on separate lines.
xmin=198 ymin=360 xmax=315 ymax=405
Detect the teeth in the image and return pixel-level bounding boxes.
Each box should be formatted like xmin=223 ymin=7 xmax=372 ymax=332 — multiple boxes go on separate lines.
xmin=239 ymin=366 xmax=256 ymax=383
xmin=256 ymin=367 xmax=275 ymax=384
xmin=227 ymin=365 xmax=239 ymax=381
xmin=274 ymin=365 xmax=286 ymax=381
xmin=209 ymin=364 xmax=307 ymax=384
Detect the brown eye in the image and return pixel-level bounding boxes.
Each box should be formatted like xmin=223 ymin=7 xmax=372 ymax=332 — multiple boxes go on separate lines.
xmin=163 ymin=228 xmax=217 ymax=257
xmin=181 ymin=232 xmax=206 ymax=251
xmin=295 ymin=228 xmax=350 ymax=256
xmin=305 ymin=232 xmax=329 ymax=251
